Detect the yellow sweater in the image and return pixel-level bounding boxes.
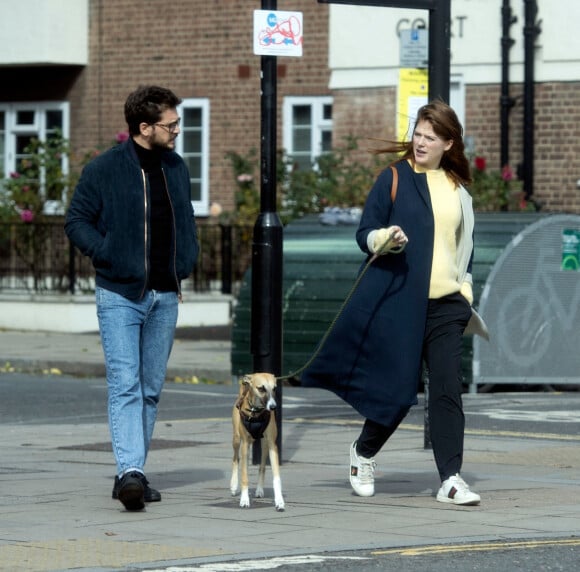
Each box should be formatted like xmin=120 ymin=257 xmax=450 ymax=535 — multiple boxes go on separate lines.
xmin=417 ymin=166 xmax=473 ymax=304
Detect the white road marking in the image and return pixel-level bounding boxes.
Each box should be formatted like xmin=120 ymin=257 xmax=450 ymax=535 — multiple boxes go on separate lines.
xmin=470 ymin=409 xmax=580 ymax=423
xmin=147 ymin=554 xmax=369 ymax=572
xmin=163 ymin=389 xmax=233 ymax=397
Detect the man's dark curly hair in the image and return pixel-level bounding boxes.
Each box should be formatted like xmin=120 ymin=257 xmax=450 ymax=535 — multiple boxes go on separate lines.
xmin=124 ymin=85 xmax=182 ymax=136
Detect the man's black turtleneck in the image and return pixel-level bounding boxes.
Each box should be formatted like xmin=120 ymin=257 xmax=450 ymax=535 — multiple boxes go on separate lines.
xmin=132 ymin=138 xmax=176 ymax=292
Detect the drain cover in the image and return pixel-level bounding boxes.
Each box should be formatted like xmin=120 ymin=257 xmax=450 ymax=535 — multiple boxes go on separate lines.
xmin=58 ymin=439 xmax=211 ymax=452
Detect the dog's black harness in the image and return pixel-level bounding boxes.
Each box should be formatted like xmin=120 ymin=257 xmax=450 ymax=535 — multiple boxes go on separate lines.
xmin=240 ymin=409 xmax=271 ymax=440
xmin=235 ymin=386 xmax=272 ymax=440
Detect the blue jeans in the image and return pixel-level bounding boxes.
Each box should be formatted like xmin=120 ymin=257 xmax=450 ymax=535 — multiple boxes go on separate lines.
xmin=96 ymin=287 xmax=178 ymax=476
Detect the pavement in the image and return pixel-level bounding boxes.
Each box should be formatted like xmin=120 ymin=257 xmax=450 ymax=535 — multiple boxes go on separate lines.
xmin=1 ymin=328 xmax=580 ymax=572
xmin=0 ymin=326 xmax=233 ymax=384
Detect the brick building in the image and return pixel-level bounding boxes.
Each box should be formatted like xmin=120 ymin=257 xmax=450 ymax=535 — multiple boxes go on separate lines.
xmin=1 ymin=0 xmax=579 ymax=218
xmin=0 ymin=0 xmax=331 ymax=218
xmin=326 ymin=1 xmax=580 ymax=213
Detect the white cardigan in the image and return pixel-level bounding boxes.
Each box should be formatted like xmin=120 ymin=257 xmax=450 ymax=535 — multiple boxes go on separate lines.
xmin=458 ymin=186 xmax=489 ymax=340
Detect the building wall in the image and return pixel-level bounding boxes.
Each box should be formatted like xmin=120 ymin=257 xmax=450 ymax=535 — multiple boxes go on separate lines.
xmin=0 ymin=0 xmax=88 ymax=66
xmin=330 ymin=80 xmax=580 ymax=213
xmin=464 ymin=82 xmax=580 ymax=212
xmin=2 ymin=1 xmax=578 ymax=215
xmin=68 ymin=0 xmax=330 ymax=214
xmin=325 ymin=0 xmax=580 ymax=213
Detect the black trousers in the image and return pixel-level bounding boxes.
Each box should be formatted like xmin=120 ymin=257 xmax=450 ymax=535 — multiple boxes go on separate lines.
xmin=356 ymin=292 xmax=472 ymax=481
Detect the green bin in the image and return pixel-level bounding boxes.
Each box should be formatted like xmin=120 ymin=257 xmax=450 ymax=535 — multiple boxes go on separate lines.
xmin=231 ymin=212 xmax=545 ymax=389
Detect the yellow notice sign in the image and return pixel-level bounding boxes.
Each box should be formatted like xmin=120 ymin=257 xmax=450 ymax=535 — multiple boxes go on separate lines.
xmin=397 ymin=68 xmax=429 ymax=142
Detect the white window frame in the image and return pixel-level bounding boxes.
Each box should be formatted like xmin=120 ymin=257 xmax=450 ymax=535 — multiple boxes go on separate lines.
xmin=449 ymin=75 xmax=466 ymax=134
xmin=0 ymin=101 xmax=70 ymax=215
xmin=282 ymin=96 xmax=333 ymax=170
xmin=176 ymin=98 xmax=210 ymax=217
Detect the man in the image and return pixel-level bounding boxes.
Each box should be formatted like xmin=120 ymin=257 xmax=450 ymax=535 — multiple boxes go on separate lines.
xmin=65 ymin=85 xmax=199 ymax=511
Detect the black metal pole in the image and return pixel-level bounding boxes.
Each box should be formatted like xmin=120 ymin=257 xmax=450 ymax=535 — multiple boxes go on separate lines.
xmin=425 ymin=0 xmax=450 ymax=448
xmin=317 ymin=0 xmax=450 ymax=452
xmin=500 ymin=0 xmax=516 ymax=170
xmin=68 ymin=239 xmax=76 ymax=294
xmin=423 ymin=370 xmax=431 ymax=449
xmin=523 ymin=0 xmax=540 ymax=200
xmin=428 ymin=0 xmax=451 ymax=103
xmin=251 ymin=0 xmax=284 ymax=464
xmin=220 ymin=224 xmax=232 ymax=295
xmin=316 ymin=2 xmax=450 ymax=102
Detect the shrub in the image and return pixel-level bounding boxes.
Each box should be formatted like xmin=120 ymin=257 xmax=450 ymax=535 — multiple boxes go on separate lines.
xmin=0 ymin=132 xmax=71 ymax=222
xmin=469 ymin=156 xmax=533 ymax=212
xmin=224 ymin=136 xmax=388 ymax=225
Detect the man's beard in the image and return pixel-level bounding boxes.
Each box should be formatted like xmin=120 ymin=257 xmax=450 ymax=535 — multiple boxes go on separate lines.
xmin=150 ymin=138 xmax=175 ymax=152
xmin=144 ymin=130 xmax=176 ymax=152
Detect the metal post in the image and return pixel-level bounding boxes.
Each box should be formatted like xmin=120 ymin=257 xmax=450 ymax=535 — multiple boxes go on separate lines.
xmin=427 ymin=0 xmax=451 ymax=103
xmin=423 ymin=369 xmax=431 ymax=449
xmin=68 ymin=239 xmax=76 ymax=295
xmin=317 ymin=1 xmax=451 ymax=103
xmin=318 ymin=0 xmax=451 ymax=451
xmin=220 ymin=224 xmax=232 ymax=295
xmin=500 ymin=0 xmax=516 ymax=170
xmin=425 ymin=0 xmax=450 ymax=447
xmin=523 ymin=0 xmax=540 ymax=200
xmin=251 ymin=0 xmax=284 ymax=464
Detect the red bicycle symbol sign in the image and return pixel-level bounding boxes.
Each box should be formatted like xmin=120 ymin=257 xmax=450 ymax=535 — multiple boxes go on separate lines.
xmin=259 ymin=15 xmax=303 ymax=48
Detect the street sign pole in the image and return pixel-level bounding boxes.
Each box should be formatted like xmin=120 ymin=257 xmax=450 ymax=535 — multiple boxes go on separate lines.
xmin=318 ymin=0 xmax=451 ymax=451
xmin=251 ymin=0 xmax=284 ymax=463
xmin=318 ymin=0 xmax=451 ymax=102
xmin=427 ymin=0 xmax=450 ymax=101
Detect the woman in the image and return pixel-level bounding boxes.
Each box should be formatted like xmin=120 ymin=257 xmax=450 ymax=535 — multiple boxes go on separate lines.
xmin=301 ymin=100 xmax=488 ymax=506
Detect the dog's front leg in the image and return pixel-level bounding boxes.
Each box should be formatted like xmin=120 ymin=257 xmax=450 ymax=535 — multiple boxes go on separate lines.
xmin=230 ymin=422 xmax=240 ymax=496
xmin=268 ymin=442 xmax=285 ymax=511
xmin=239 ymin=438 xmax=251 ymax=508
xmin=255 ymin=437 xmax=267 ymax=499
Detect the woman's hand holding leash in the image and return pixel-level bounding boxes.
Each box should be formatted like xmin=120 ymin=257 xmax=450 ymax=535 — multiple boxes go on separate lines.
xmin=371 ymin=226 xmax=408 ymax=255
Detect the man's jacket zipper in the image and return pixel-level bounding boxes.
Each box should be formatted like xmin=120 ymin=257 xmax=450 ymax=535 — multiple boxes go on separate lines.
xmin=140 ymin=169 xmax=149 ymax=299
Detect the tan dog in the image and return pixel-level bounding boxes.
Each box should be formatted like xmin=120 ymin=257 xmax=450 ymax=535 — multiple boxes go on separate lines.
xmin=230 ymin=373 xmax=285 ymax=511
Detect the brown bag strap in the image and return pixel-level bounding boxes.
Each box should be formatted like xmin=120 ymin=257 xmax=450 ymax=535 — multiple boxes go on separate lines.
xmin=390 ymin=165 xmax=398 ymax=203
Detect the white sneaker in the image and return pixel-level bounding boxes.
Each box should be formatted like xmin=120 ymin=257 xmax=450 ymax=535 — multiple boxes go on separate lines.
xmin=437 ymin=474 xmax=481 ymax=506
xmin=349 ymin=441 xmax=376 ymax=497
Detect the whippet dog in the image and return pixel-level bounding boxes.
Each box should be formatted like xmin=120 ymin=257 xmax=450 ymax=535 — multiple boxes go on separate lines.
xmin=230 ymin=373 xmax=285 ymax=511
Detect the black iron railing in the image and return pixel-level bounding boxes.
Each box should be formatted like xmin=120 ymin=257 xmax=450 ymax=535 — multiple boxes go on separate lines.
xmin=0 ymin=221 xmax=253 ymax=295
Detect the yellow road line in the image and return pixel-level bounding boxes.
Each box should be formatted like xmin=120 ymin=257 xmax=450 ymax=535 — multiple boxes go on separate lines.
xmin=284 ymin=419 xmax=580 ymax=441
xmin=401 ymin=423 xmax=580 ymax=442
xmin=164 ymin=417 xmax=580 ymax=442
xmin=373 ymin=537 xmax=580 ymax=556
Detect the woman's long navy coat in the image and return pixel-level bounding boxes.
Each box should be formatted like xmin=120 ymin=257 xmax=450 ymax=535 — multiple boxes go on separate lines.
xmin=301 ymin=160 xmax=437 ymax=426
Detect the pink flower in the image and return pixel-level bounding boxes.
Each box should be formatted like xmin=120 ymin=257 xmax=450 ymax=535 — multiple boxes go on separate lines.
xmin=237 ymin=174 xmax=253 ymax=184
xmin=474 ymin=157 xmax=486 ymax=171
xmin=22 ymin=185 xmax=30 ymax=193
xmin=10 ymin=171 xmax=21 ymax=179
xmin=501 ymin=165 xmax=514 ymax=182
xmin=115 ymin=131 xmax=130 ymax=143
xmin=20 ymin=209 xmax=34 ymax=223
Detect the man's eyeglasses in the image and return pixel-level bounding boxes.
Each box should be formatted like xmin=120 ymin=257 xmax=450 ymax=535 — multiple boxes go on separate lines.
xmin=153 ymin=117 xmax=181 ymax=133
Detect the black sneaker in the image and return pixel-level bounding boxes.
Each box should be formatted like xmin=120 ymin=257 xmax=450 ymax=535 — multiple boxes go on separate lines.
xmin=116 ymin=471 xmax=145 ymax=511
xmin=112 ymin=474 xmax=161 ymax=503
